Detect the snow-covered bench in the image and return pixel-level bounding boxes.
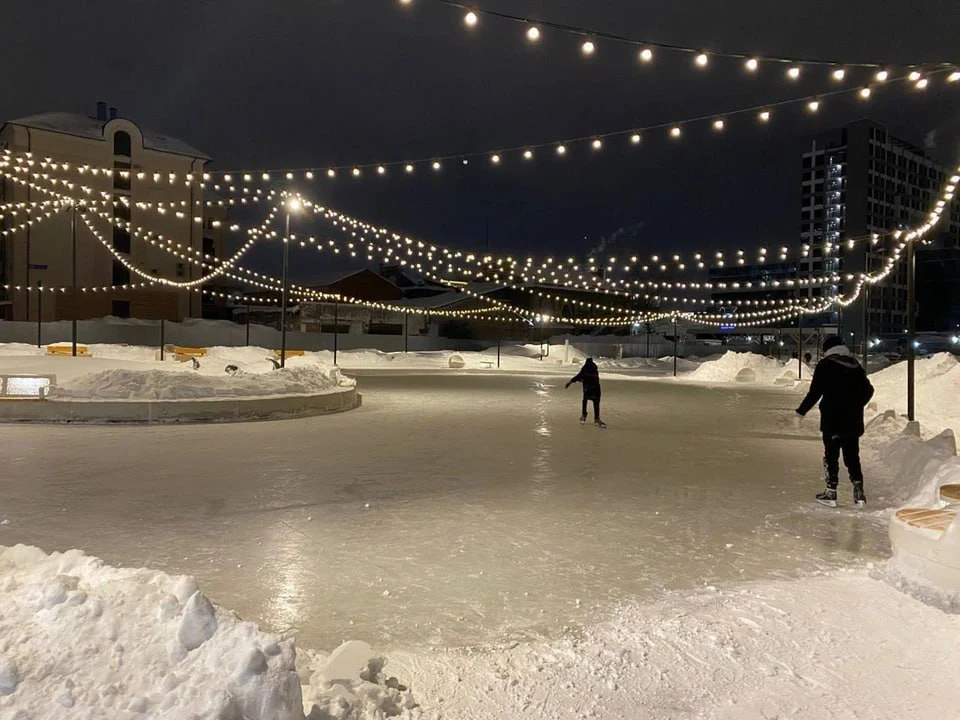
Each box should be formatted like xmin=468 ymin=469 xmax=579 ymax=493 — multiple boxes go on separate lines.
xmin=889 ymin=507 xmax=960 ymax=594
xmin=165 ymin=345 xmax=208 ymax=362
xmin=273 ymin=349 xmax=305 ymax=359
xmin=0 ymin=374 xmax=56 ymax=399
xmin=940 ymin=484 xmax=960 ymax=505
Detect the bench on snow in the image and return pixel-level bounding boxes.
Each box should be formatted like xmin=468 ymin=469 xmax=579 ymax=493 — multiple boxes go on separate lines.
xmin=46 ymin=344 xmax=90 ymax=357
xmin=940 ymin=484 xmax=960 ymax=505
xmin=273 ymin=349 xmax=305 ymax=359
xmin=164 ymin=345 xmax=208 ymax=362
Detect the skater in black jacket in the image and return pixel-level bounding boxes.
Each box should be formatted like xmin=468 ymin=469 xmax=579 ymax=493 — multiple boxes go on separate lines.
xmin=566 ymin=358 xmax=605 ymax=427
xmin=796 ymin=335 xmax=875 ymax=507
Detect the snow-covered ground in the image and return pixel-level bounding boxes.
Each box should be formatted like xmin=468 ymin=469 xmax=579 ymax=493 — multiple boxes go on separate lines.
xmin=2 ymin=353 xmax=959 ymax=718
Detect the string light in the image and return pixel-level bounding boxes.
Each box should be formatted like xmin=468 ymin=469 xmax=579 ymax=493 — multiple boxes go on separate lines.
xmin=787 ymin=66 xmax=801 ymax=79
xmin=831 ymin=68 xmax=846 ymax=81
xmin=758 ymin=110 xmax=771 ymax=122
xmin=638 ymin=47 xmax=653 ymax=63
xmin=464 ymin=10 xmax=478 ymax=27
xmin=858 ymin=87 xmax=872 ymax=99
xmin=807 ymin=99 xmax=820 ymax=112
xmin=745 ymin=57 xmax=759 ymax=72
xmin=581 ymin=39 xmax=596 ymax=56
xmin=526 ymin=25 xmax=540 ymax=42
xmin=694 ymin=52 xmax=709 ymax=67
xmin=713 ymin=119 xmax=725 ymax=131
xmin=670 ymin=126 xmax=682 ymax=138
xmin=556 ymin=144 xmax=567 ymax=155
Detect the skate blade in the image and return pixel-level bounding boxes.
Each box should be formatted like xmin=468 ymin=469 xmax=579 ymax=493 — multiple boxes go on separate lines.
xmin=855 ymin=500 xmax=866 ymax=507
xmin=816 ymin=499 xmax=838 ymax=508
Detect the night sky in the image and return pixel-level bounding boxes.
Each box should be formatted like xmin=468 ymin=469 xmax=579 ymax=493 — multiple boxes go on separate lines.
xmin=4 ymin=0 xmax=960 ymax=277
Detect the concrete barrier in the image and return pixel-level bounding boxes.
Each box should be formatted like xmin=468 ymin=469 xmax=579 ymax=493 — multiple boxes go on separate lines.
xmin=0 ymin=388 xmax=361 ymax=424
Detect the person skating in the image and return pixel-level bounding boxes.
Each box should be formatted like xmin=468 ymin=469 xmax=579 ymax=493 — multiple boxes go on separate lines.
xmin=796 ymin=335 xmax=875 ymax=507
xmin=566 ymin=358 xmax=605 ymax=427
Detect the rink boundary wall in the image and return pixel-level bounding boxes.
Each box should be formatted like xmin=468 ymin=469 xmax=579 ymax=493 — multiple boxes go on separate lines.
xmin=0 ymin=387 xmax=361 ymax=424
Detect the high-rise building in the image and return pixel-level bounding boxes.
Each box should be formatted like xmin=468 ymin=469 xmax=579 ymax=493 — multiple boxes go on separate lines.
xmin=799 ymin=119 xmax=960 ymax=341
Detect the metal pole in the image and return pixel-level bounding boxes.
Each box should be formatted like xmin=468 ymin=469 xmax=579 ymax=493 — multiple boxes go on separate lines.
xmin=540 ymin=320 xmax=544 ymax=360
xmin=907 ymin=239 xmax=916 ymax=422
xmin=280 ymin=212 xmax=290 ymax=368
xmin=862 ymin=285 xmax=869 ymax=369
xmin=160 ymin=319 xmax=165 ymax=361
xmin=245 ymin=303 xmax=251 ymax=346
xmin=673 ymin=316 xmax=678 ymax=377
xmin=404 ymin=311 xmax=409 ymax=355
xmin=797 ymin=312 xmax=803 ymax=380
xmin=36 ymin=281 xmax=42 ymax=348
xmin=646 ymin=325 xmax=650 ymax=358
xmin=333 ymin=299 xmax=339 ymax=366
xmin=497 ymin=334 xmax=501 ymax=369
xmin=71 ymin=205 xmax=78 ymax=356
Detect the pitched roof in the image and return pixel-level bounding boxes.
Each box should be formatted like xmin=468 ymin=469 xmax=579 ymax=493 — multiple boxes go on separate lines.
xmin=5 ymin=112 xmax=210 ymax=160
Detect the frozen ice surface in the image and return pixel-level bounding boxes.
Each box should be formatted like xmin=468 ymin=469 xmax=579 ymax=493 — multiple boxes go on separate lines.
xmin=0 ymin=375 xmax=889 ymax=653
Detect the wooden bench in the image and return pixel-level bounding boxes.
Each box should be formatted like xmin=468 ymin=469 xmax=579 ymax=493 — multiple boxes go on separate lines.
xmin=479 ymin=360 xmax=495 ymax=369
xmin=273 ymin=349 xmax=305 ymax=359
xmin=939 ymin=485 xmax=960 ymax=505
xmin=894 ymin=508 xmax=958 ymax=534
xmin=46 ymin=344 xmax=90 ymax=357
xmin=164 ymin=345 xmax=208 ymax=362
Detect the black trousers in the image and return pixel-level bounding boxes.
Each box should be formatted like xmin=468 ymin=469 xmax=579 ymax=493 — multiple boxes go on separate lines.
xmin=581 ymin=393 xmax=601 ymax=420
xmin=822 ymin=434 xmax=863 ymax=487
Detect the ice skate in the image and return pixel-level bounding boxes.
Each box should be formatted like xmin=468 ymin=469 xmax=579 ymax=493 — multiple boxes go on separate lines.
xmin=816 ymin=487 xmax=838 ymax=508
xmin=853 ymin=482 xmax=866 ymax=507
xmin=594 ymin=418 xmax=607 ymax=429
xmin=579 ymin=413 xmax=587 ymax=424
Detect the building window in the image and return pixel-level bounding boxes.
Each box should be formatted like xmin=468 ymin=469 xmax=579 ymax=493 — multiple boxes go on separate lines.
xmin=112 ymin=261 xmax=130 ymax=286
xmin=111 ymin=300 xmax=131 ymax=318
xmin=202 ymin=237 xmax=216 ymax=257
xmin=112 ymin=226 xmax=131 ymax=254
xmin=113 ymin=131 xmax=131 ymax=157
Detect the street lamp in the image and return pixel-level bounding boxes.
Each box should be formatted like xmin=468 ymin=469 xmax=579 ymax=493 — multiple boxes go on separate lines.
xmin=281 ymin=197 xmax=302 ymax=368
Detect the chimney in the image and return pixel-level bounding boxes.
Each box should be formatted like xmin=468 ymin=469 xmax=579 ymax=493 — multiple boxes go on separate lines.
xmin=96 ymin=101 xmax=107 ymax=121
xmin=109 ymin=107 xmax=118 ymax=120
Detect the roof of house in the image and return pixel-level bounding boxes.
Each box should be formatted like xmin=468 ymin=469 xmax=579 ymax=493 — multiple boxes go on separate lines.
xmin=300 ymin=269 xmax=387 ymax=288
xmin=4 ymin=112 xmax=210 ymax=160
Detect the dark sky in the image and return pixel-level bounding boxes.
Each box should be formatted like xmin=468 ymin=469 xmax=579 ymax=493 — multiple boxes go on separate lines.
xmin=4 ymin=0 xmax=960 ymax=277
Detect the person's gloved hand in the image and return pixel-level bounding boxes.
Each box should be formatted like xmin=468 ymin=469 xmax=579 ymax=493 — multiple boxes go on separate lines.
xmin=564 ymin=382 xmax=571 ymax=389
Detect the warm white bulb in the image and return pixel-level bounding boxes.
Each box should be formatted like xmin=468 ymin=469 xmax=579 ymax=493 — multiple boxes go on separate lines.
xmin=832 ymin=68 xmax=845 ymax=81
xmin=491 ymin=154 xmax=501 ymax=164
xmin=916 ymin=77 xmax=928 ymax=89
xmin=523 ymin=149 xmax=534 ymax=160
xmin=526 ymin=26 xmax=540 ymax=42
xmin=787 ymin=66 xmax=801 ymax=79
xmin=592 ymin=139 xmax=603 ymax=150
xmin=695 ymin=52 xmax=709 ymax=67
xmin=713 ymin=119 xmax=725 ymax=131
xmin=327 ymin=169 xmax=336 ymax=178
xmin=859 ymin=87 xmax=871 ymax=99
xmin=908 ymin=70 xmax=921 ymax=81
xmin=639 ymin=47 xmax=653 ymax=63
xmin=875 ymin=69 xmax=889 ymax=82
xmin=949 ymin=71 xmax=960 ymax=82
xmin=405 ymin=164 xmax=414 ymax=173
xmin=581 ymin=40 xmax=596 ymax=56
xmin=807 ymin=100 xmax=820 ymax=112
xmin=745 ymin=57 xmax=759 ymax=72
xmin=399 ymin=0 xmax=412 ymax=5
xmin=432 ymin=161 xmax=441 ymax=170
xmin=758 ymin=110 xmax=771 ymax=122
xmin=670 ymin=126 xmax=681 ymax=138
xmin=464 ymin=11 xmax=478 ymax=27
xmin=352 ymin=168 xmax=361 ymax=177
xmin=377 ymin=166 xmax=386 ymax=175
xmin=630 ymin=133 xmax=641 ymax=144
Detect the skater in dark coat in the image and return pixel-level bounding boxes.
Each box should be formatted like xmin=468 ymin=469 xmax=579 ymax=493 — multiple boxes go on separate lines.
xmin=796 ymin=335 xmax=875 ymax=507
xmin=566 ymin=358 xmax=605 ymax=427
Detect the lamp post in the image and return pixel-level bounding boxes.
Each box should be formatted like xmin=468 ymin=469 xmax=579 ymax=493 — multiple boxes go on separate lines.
xmin=71 ymin=201 xmax=79 ymax=357
xmin=280 ymin=198 xmax=301 ymax=368
xmin=907 ymin=239 xmax=916 ymax=422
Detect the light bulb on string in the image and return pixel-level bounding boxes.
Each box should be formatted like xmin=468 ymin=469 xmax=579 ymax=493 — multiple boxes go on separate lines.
xmin=807 ymin=99 xmax=820 ymax=112
xmin=556 ymin=144 xmax=567 ymax=156
xmin=858 ymin=87 xmax=872 ymax=99
xmin=670 ymin=126 xmax=682 ymax=138
xmin=744 ymin=57 xmax=759 ymax=72
xmin=787 ymin=66 xmax=801 ymax=79
xmin=874 ymin=69 xmax=889 ymax=82
xmin=352 ymin=168 xmax=361 ymax=177
xmin=526 ymin=25 xmax=540 ymax=42
xmin=405 ymin=164 xmax=414 ymax=174
xmin=908 ymin=70 xmax=922 ymax=81
xmin=464 ymin=11 xmax=478 ymax=27
xmin=694 ymin=52 xmax=709 ymax=67
xmin=591 ymin=139 xmax=603 ymax=151
xmin=630 ymin=133 xmax=642 ymax=144
xmin=581 ymin=39 xmax=596 ymax=56
xmin=831 ymin=67 xmax=846 ymax=81
xmin=949 ymin=71 xmax=960 ymax=82
xmin=638 ymin=47 xmax=653 ymax=63
xmin=491 ymin=154 xmax=501 ymax=165
xmin=713 ymin=119 xmax=725 ymax=131
xmin=758 ymin=110 xmax=771 ymax=122
xmin=915 ymin=77 xmax=929 ymax=89
xmin=523 ymin=149 xmax=534 ymax=160
xmin=432 ymin=161 xmax=442 ymax=171
xmin=377 ymin=166 xmax=386 ymax=175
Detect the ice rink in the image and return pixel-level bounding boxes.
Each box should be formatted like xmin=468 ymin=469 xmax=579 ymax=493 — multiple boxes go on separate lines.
xmin=0 ymin=373 xmax=890 ymax=653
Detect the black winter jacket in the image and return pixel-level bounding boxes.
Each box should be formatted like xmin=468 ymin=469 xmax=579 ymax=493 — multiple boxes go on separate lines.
xmin=796 ymin=347 xmax=875 ymax=437
xmin=569 ymin=360 xmax=601 ymax=396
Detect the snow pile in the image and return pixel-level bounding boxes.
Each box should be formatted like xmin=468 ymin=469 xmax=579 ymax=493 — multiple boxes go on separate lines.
xmin=51 ymin=365 xmax=353 ymax=401
xmin=869 ymin=353 xmax=960 ymax=437
xmin=685 ymin=351 xmax=808 ymax=385
xmin=0 ymin=545 xmax=415 ymax=719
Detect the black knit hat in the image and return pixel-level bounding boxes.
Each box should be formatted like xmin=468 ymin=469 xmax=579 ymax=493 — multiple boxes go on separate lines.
xmin=822 ymin=335 xmax=844 ymax=352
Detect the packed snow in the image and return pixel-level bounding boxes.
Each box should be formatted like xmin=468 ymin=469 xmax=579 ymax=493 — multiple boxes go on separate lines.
xmin=869 ymin=352 xmax=960 ymax=437
xmin=0 ymin=545 xmax=416 ymax=719
xmin=685 ymin=350 xmax=812 ymax=385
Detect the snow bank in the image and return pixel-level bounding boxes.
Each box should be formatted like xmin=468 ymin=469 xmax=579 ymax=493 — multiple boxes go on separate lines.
xmin=51 ymin=365 xmax=353 ymax=401
xmin=685 ymin=351 xmax=809 ymax=385
xmin=0 ymin=545 xmax=415 ymax=719
xmin=870 ymin=353 xmax=960 ymax=437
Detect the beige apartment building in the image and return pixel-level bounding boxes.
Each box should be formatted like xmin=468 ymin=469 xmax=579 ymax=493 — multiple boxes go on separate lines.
xmin=0 ymin=103 xmax=228 ymax=322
